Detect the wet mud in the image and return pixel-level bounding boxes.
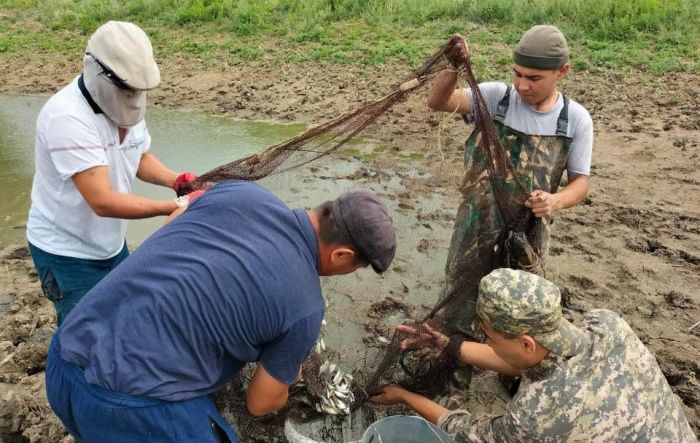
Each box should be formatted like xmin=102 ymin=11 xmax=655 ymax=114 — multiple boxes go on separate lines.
xmin=0 ymin=54 xmax=698 ymax=441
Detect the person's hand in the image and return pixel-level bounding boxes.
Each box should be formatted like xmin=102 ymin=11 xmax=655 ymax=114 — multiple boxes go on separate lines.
xmin=172 ymin=171 xmax=198 ymax=196
xmin=397 ymin=323 xmax=450 ymax=359
xmin=524 ymin=190 xmax=560 ymax=218
xmin=368 ymin=385 xmax=408 ymax=405
xmin=443 ymin=33 xmax=470 ymax=68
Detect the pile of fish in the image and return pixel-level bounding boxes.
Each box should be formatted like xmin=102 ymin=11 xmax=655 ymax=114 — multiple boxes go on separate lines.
xmin=315 ymin=359 xmax=355 ymax=416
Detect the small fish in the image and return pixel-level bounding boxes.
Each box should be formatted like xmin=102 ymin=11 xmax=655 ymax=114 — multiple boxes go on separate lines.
xmin=319 ymin=360 xmax=330 ymax=374
xmin=321 ymin=403 xmax=339 ymax=415
xmin=333 ymin=370 xmax=343 ymax=385
xmin=320 ymin=339 xmax=327 ymax=352
xmin=377 ymin=336 xmax=390 ymax=344
xmin=334 ymin=399 xmax=347 ymax=410
xmin=315 ymin=342 xmax=322 ymax=354
xmin=333 ymin=388 xmax=349 ymax=399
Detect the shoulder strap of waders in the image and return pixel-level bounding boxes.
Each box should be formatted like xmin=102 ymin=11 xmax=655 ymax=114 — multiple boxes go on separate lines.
xmin=556 ymin=94 xmax=570 ymax=136
xmin=494 ymin=84 xmax=511 ymax=124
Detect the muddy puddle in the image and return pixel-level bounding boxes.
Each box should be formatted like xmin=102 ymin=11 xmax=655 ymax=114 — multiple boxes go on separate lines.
xmin=0 ymin=94 xmax=457 ymax=376
xmin=0 ymin=94 xmax=307 ymax=246
xmin=0 ymin=94 xmax=467 ymax=442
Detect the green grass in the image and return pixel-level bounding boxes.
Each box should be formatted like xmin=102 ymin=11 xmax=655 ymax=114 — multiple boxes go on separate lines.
xmin=0 ymin=0 xmax=698 ymax=74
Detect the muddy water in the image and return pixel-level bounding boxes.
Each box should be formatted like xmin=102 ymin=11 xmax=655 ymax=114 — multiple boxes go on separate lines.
xmin=0 ymin=93 xmax=308 ymax=246
xmin=0 ymin=94 xmax=455 ymax=380
xmin=0 ymin=95 xmax=39 ymax=246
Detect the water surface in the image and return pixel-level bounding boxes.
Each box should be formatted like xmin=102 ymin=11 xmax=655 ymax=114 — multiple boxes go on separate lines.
xmin=0 ymin=93 xmax=455 ymax=385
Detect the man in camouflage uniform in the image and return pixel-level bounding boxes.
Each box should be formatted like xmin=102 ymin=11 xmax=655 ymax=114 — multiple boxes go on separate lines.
xmin=370 ymin=269 xmax=697 ymax=442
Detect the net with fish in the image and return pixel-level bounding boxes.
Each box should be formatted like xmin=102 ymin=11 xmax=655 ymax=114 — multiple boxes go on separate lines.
xmin=195 ymin=35 xmax=545 ymax=441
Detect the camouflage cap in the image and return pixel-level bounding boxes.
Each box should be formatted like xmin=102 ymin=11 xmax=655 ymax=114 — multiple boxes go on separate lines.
xmin=475 ymin=268 xmax=588 ymax=356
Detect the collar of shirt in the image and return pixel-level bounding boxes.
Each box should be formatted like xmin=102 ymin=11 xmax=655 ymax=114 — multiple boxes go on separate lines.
xmin=522 ymin=353 xmax=566 ymax=382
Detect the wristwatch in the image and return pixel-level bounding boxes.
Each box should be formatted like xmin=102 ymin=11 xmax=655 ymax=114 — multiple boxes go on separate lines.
xmin=174 ymin=196 xmax=189 ymax=208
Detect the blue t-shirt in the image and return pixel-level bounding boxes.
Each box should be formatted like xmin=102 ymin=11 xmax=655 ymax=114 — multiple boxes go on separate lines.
xmin=58 ymin=181 xmax=324 ymax=401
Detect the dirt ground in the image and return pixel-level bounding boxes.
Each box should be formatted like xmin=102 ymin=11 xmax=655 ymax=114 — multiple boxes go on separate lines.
xmin=0 ymin=53 xmax=698 ymax=442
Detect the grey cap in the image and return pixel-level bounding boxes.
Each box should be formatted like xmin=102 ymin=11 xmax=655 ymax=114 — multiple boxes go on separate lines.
xmin=331 ymin=188 xmax=396 ymax=273
xmin=86 ymin=21 xmax=160 ymax=91
xmin=475 ymin=269 xmax=588 ymax=357
xmin=513 ymin=25 xmax=569 ymax=69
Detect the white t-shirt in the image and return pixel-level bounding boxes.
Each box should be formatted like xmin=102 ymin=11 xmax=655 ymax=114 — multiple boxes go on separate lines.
xmin=467 ymin=82 xmax=593 ymax=175
xmin=27 ymin=76 xmax=151 ymax=260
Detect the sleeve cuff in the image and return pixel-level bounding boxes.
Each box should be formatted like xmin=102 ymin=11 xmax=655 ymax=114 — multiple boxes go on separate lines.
xmin=566 ymin=169 xmax=590 ymax=176
xmin=437 ymin=408 xmax=471 ymax=432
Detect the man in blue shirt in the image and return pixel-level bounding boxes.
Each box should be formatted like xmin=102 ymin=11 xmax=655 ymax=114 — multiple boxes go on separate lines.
xmin=45 ymin=181 xmax=397 ymax=443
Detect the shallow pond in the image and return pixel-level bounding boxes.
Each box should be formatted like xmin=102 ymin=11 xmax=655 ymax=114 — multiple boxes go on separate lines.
xmin=0 ymin=95 xmax=457 ymax=441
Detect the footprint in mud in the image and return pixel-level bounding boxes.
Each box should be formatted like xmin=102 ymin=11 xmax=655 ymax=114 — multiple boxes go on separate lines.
xmin=661 ymin=291 xmax=693 ymax=309
xmin=566 ymin=275 xmax=598 ymax=291
xmin=558 ymin=286 xmax=588 ymax=313
xmin=625 ymin=237 xmax=700 ymax=266
xmin=550 ymin=245 xmax=564 ymax=256
xmin=416 ymin=238 xmax=434 ymax=254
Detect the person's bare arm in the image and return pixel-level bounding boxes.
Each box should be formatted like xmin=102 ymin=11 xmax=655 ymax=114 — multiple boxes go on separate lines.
xmin=245 ymin=364 xmax=291 ymax=416
xmin=427 ymin=69 xmax=470 ymax=114
xmin=72 ymin=166 xmax=179 ymax=218
xmin=163 ymin=205 xmax=187 ymax=224
xmin=369 ymin=386 xmax=448 ymax=424
xmin=459 ymin=341 xmax=521 ymax=376
xmin=136 ymin=152 xmax=178 ymax=188
xmin=524 ymin=174 xmax=590 ymax=218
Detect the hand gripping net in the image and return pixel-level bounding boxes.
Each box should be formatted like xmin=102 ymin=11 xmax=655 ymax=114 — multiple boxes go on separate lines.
xmin=198 ymin=36 xmax=543 ymax=429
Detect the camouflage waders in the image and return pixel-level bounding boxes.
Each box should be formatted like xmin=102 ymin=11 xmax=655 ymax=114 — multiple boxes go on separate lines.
xmin=440 ymin=86 xmax=572 ymax=334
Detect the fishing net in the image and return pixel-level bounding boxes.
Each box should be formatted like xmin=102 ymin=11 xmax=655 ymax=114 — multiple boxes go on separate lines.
xmin=194 ymin=35 xmax=544 ymax=441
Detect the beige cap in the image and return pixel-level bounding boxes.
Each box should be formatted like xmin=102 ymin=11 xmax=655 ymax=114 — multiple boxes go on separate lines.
xmin=86 ymin=21 xmax=160 ymax=91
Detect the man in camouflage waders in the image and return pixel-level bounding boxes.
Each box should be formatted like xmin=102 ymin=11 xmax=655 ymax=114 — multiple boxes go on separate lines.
xmin=429 ymin=25 xmax=593 ymax=337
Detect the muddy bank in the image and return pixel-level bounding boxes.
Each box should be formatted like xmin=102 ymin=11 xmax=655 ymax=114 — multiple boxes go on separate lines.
xmin=0 ymin=52 xmax=698 ymax=441
xmin=0 ymin=246 xmax=69 ymax=443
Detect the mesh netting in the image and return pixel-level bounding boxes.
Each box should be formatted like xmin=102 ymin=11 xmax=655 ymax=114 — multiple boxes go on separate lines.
xmin=191 ymin=36 xmax=544 ymax=441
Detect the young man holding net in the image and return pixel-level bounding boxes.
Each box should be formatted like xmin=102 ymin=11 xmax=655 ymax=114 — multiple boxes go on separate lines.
xmin=430 ymin=25 xmax=593 ymax=339
xmin=27 ymin=21 xmax=200 ymax=326
xmin=370 ymin=269 xmax=696 ymax=441
xmin=45 ymin=182 xmax=396 ymax=442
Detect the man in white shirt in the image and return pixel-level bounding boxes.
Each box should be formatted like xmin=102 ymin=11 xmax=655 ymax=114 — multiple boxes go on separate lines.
xmin=27 ymin=21 xmax=201 ymax=325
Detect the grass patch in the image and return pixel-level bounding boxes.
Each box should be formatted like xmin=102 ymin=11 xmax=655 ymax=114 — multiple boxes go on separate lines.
xmin=0 ymin=0 xmax=698 ymax=74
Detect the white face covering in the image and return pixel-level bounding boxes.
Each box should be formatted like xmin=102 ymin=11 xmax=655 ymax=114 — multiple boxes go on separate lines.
xmin=82 ymin=55 xmax=146 ymax=128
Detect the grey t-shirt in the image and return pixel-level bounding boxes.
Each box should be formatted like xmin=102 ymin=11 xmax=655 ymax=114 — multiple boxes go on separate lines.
xmin=466 ymin=82 xmax=593 ymax=175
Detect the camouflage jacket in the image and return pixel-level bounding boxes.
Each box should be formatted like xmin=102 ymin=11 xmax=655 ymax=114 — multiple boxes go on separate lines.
xmin=438 ymin=309 xmax=697 ymax=442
